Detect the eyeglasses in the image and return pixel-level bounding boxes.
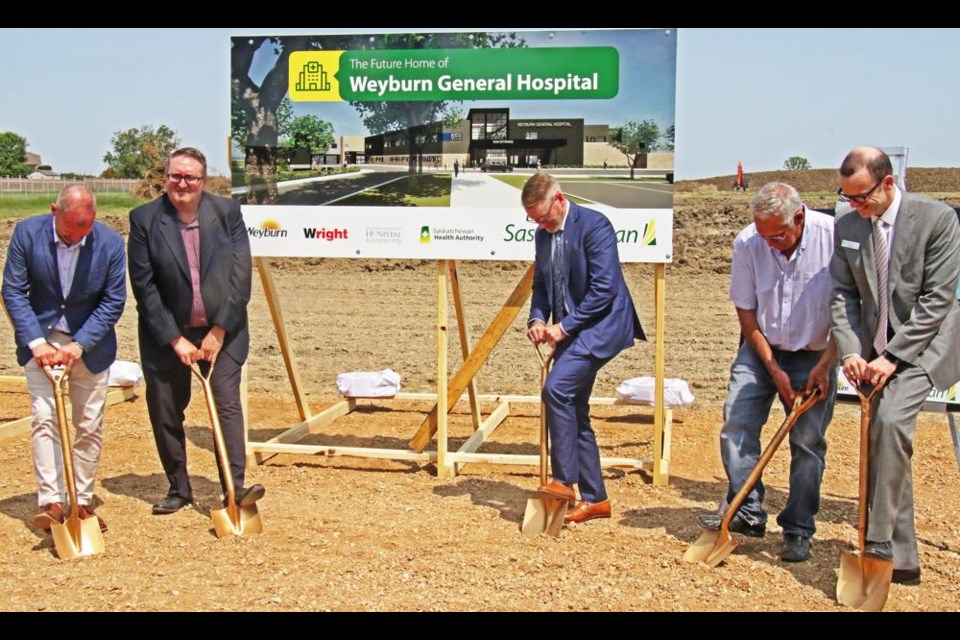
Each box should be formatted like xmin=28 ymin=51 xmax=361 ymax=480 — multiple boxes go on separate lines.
xmin=758 ymin=210 xmax=802 ymax=243
xmin=526 ymin=194 xmax=559 ymax=224
xmin=166 ymin=173 xmax=204 ymax=186
xmin=837 ymin=178 xmax=883 ymax=204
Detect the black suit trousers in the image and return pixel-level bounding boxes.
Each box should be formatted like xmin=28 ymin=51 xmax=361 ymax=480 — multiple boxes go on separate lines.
xmin=145 ymin=332 xmax=246 ymax=500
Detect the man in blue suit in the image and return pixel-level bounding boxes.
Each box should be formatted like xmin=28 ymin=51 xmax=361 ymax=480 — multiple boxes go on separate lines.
xmin=523 ymin=172 xmax=645 ymax=524
xmin=1 ymin=186 xmax=126 ymax=533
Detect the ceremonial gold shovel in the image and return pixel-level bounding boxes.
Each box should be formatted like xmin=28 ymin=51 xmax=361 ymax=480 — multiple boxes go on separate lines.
xmin=43 ymin=367 xmax=105 ymax=559
xmin=837 ymin=382 xmax=893 ymax=612
xmin=684 ymin=388 xmax=821 ymax=567
xmin=189 ymin=362 xmax=262 ymax=538
xmin=521 ymin=344 xmax=567 ymax=536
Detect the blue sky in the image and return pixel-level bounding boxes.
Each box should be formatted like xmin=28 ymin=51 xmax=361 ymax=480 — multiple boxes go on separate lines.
xmin=2 ymin=28 xmax=958 ymax=179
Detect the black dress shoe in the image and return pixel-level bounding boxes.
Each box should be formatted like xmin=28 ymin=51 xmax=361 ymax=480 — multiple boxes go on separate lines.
xmin=892 ymin=567 xmax=921 ymax=586
xmin=152 ymin=495 xmax=191 ymax=515
xmin=235 ymin=484 xmax=265 ymax=507
xmin=780 ymin=534 xmax=811 ymax=562
xmin=863 ymin=540 xmax=894 ymax=561
xmin=696 ymin=512 xmax=766 ymax=538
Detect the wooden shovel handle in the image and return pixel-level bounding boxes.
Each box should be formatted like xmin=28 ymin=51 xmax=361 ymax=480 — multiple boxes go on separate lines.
xmin=719 ymin=387 xmax=822 ymax=534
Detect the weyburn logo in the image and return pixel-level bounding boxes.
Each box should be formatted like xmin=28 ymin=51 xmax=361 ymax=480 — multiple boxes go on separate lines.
xmin=248 ymin=220 xmax=288 ymax=238
xmin=420 ymin=225 xmax=430 ymax=244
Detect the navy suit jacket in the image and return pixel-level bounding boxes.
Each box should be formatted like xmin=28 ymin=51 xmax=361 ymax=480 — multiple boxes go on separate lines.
xmin=529 ymin=202 xmax=645 ymax=359
xmin=127 ymin=192 xmax=252 ymax=372
xmin=1 ymin=214 xmax=126 ymax=373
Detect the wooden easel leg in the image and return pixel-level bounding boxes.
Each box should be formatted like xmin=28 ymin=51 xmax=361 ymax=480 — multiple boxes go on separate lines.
xmin=409 ymin=264 xmax=534 ymax=453
xmin=449 ymin=261 xmax=482 ymax=433
xmin=653 ymin=263 xmax=669 ymax=486
xmin=255 ymin=257 xmax=313 ymax=422
xmin=437 ymin=260 xmax=453 ymax=479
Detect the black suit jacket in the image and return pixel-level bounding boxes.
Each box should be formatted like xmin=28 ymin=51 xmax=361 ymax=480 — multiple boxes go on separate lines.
xmin=128 ymin=192 xmax=252 ymax=372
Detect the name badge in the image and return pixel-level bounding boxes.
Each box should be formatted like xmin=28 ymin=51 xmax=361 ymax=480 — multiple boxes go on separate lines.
xmin=841 ymin=239 xmax=860 ymax=250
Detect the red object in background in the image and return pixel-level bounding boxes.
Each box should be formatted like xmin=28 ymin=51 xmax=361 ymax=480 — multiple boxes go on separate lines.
xmin=736 ymin=161 xmax=744 ymax=187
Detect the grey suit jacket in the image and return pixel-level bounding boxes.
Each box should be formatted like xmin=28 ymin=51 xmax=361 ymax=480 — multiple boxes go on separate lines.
xmin=830 ymin=191 xmax=960 ymax=390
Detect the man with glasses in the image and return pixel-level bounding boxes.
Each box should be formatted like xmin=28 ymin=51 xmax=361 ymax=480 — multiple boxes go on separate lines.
xmin=523 ymin=172 xmax=644 ymax=524
xmin=830 ymin=146 xmax=960 ymax=585
xmin=2 ymin=186 xmax=126 ymax=534
xmin=128 ymin=147 xmax=265 ymax=516
xmin=696 ymin=182 xmax=837 ymax=562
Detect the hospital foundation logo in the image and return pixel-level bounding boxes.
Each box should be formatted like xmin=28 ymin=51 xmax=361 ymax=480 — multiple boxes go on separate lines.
xmin=248 ymin=220 xmax=287 ymax=238
xmin=420 ymin=225 xmax=430 ymax=244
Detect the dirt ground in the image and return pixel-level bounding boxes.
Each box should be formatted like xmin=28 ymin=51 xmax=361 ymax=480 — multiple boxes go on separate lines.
xmin=0 ymin=172 xmax=959 ymax=611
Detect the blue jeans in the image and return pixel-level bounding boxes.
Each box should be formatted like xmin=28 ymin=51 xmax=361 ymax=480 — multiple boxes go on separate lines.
xmin=719 ymin=342 xmax=837 ymax=537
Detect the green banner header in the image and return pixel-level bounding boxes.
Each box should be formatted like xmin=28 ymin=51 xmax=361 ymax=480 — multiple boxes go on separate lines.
xmin=289 ymin=47 xmax=619 ymax=102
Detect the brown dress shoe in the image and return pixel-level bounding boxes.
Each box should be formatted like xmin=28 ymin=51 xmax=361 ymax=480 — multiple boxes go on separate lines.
xmin=33 ymin=503 xmax=65 ymax=531
xmin=535 ymin=479 xmax=576 ymax=503
xmin=78 ymin=505 xmax=108 ymax=533
xmin=564 ymin=499 xmax=612 ymax=524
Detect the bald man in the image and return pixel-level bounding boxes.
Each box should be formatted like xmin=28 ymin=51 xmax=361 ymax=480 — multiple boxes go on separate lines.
xmin=1 ymin=186 xmax=126 ymax=534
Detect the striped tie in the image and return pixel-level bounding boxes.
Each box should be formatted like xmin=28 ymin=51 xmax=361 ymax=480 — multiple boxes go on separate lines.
xmin=873 ymin=218 xmax=889 ymax=355
xmin=552 ymin=230 xmax=566 ymax=323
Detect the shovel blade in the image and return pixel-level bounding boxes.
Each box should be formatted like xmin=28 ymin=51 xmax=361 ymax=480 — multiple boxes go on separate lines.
xmin=521 ymin=497 xmax=567 ymax=537
xmin=837 ymin=551 xmax=893 ymax=612
xmin=50 ymin=516 xmax=104 ymax=560
xmin=211 ymin=503 xmax=263 ymax=539
xmin=683 ymin=529 xmax=738 ymax=567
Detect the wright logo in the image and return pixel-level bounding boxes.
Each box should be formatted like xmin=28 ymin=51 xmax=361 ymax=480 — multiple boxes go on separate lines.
xmin=289 ymin=51 xmax=343 ymax=101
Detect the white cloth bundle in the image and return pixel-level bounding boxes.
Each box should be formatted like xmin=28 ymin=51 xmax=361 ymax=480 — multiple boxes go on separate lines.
xmin=336 ymin=369 xmax=402 ymax=398
xmin=615 ymin=376 xmax=695 ymax=408
xmin=108 ymin=360 xmax=143 ymax=387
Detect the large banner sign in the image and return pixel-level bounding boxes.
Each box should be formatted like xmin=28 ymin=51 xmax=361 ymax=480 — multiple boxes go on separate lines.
xmin=231 ymin=29 xmax=677 ymax=261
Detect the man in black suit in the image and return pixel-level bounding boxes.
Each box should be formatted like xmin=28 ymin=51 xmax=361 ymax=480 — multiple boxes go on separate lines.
xmin=128 ymin=147 xmax=264 ymax=515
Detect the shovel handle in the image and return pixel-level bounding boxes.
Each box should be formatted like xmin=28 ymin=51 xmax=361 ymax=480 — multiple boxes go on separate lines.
xmin=534 ymin=343 xmax=554 ymax=486
xmin=718 ymin=387 xmax=822 ymax=534
xmin=852 ymin=380 xmax=879 ymax=555
xmin=187 ymin=361 xmax=241 ymax=524
xmin=41 ymin=367 xmax=84 ymax=539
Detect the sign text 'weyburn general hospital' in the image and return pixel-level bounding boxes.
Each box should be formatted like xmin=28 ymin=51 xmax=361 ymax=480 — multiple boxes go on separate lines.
xmin=289 ymin=47 xmax=619 ymax=101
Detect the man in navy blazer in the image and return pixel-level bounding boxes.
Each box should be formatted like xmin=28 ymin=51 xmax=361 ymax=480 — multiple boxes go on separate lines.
xmin=128 ymin=147 xmax=263 ymax=516
xmin=1 ymin=186 xmax=126 ymax=533
xmin=523 ymin=172 xmax=645 ymax=524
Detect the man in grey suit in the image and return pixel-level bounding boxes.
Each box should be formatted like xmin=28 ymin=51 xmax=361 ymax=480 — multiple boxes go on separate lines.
xmin=128 ymin=147 xmax=264 ymax=515
xmin=831 ymin=146 xmax=960 ymax=585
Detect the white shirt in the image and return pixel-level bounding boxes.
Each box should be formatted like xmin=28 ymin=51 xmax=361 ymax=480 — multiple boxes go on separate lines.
xmin=28 ymin=219 xmax=87 ymax=349
xmin=729 ymin=207 xmax=835 ymax=352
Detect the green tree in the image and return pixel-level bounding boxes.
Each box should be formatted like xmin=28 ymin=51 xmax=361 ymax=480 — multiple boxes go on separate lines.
xmin=783 ymin=156 xmax=812 ymax=170
xmin=102 ymin=124 xmax=180 ymax=179
xmin=663 ymin=124 xmax=675 ymax=151
xmin=282 ymin=115 xmax=335 ymax=156
xmin=0 ymin=131 xmax=29 ymax=177
xmin=610 ymin=119 xmax=661 ymax=179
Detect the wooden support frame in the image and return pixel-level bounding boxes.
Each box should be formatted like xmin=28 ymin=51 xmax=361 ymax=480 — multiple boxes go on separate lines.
xmin=0 ymin=383 xmax=138 ymax=443
xmin=245 ymin=258 xmax=671 ymax=485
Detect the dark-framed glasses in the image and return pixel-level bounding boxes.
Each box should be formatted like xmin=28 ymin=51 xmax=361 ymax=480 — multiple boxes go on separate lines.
xmin=526 ymin=195 xmax=558 ymax=224
xmin=837 ymin=178 xmax=883 ymax=204
xmin=166 ymin=173 xmax=204 ymax=186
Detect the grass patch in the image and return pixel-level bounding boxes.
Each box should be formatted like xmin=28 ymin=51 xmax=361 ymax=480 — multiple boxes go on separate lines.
xmin=489 ymin=174 xmax=590 ymax=204
xmin=331 ymin=174 xmax=451 ymax=207
xmin=0 ymin=193 xmax=147 ymax=220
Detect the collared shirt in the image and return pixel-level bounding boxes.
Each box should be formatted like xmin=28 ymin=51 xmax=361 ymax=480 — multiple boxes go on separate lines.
xmin=53 ymin=217 xmax=87 ymax=333
xmin=730 ymin=207 xmax=835 ymax=352
xmin=872 ymin=185 xmax=901 ymax=267
xmin=179 ymin=217 xmax=208 ymax=328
